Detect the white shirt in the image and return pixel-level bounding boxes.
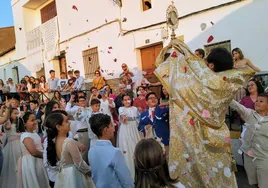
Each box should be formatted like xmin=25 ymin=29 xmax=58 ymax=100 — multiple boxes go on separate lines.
xmin=73 ymin=76 xmax=85 ymax=90
xmin=100 ymin=98 xmax=115 ymax=125
xmin=8 ymin=84 xmax=16 ymax=92
xmin=149 ymin=107 xmax=156 ymax=122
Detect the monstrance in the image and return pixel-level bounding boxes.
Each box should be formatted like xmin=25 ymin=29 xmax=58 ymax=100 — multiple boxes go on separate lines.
xmin=166 ymin=1 xmax=179 ymax=40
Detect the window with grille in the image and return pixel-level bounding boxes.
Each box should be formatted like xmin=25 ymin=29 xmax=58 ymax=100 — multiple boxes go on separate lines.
xmin=142 ymin=0 xmax=152 ymax=11
xmin=82 ymin=47 xmax=100 ymax=79
xmin=40 ymin=1 xmax=57 ymax=24
xmin=204 ymin=40 xmax=231 ymax=55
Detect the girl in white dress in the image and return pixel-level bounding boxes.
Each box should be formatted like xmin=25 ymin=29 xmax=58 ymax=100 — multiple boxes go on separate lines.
xmin=134 ymin=138 xmax=185 ymax=188
xmin=0 ymin=108 xmax=24 ymax=188
xmin=46 ymin=113 xmax=95 ymax=188
xmin=17 ymin=112 xmax=50 ymax=188
xmin=118 ymin=95 xmax=141 ymax=180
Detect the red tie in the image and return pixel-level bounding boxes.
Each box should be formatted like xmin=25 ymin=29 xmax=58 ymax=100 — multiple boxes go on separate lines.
xmin=151 ymin=109 xmax=155 ymax=121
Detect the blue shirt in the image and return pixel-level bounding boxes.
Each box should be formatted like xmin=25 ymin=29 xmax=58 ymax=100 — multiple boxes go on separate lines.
xmin=89 ymin=140 xmax=134 ymax=188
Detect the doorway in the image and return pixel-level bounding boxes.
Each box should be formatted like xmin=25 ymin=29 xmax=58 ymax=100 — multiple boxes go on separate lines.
xmin=59 ymin=52 xmax=67 ymax=78
xmin=140 ymin=43 xmax=163 ymax=97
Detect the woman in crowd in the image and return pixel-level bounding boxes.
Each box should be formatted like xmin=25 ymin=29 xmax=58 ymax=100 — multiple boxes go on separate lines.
xmin=52 ymin=91 xmax=62 ymax=103
xmin=104 ymin=84 xmax=116 ymax=100
xmin=240 ymin=79 xmax=264 ymax=110
xmin=88 ymin=87 xmax=100 ymax=106
xmin=118 ymin=95 xmax=141 ymax=179
xmin=44 ymin=101 xmax=60 ymax=119
xmin=0 ymin=79 xmax=8 ymax=103
xmin=133 ymin=86 xmax=148 ymax=113
xmin=239 ymin=79 xmax=264 ymax=139
xmin=40 ymin=76 xmax=48 ymax=93
xmin=17 ymin=80 xmax=28 ymax=101
xmin=7 ymin=78 xmax=17 ymax=93
xmin=134 ymin=138 xmax=185 ymax=188
xmin=46 ymin=113 xmax=94 ymax=187
xmin=160 ymin=86 xmax=169 ymax=107
xmin=0 ymin=108 xmax=24 ymax=188
xmin=93 ymin=70 xmax=106 ymax=90
xmin=232 ymin=48 xmax=260 ymax=72
xmin=24 ymin=76 xmax=32 ymax=93
xmin=17 ymin=112 xmax=50 ymax=188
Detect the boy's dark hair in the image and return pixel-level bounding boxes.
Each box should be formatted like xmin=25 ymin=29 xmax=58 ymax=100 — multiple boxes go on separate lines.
xmin=67 ymin=70 xmax=73 ymax=74
xmin=258 ymin=93 xmax=268 ymax=102
xmin=195 ymin=48 xmax=205 ymax=58
xmin=146 ymin=92 xmax=157 ymax=101
xmin=60 ymin=72 xmax=66 ymax=75
xmin=89 ymin=114 xmax=111 ymax=137
xmin=91 ymin=98 xmax=101 ymax=106
xmin=74 ymin=70 xmax=80 ymax=74
xmin=29 ymin=100 xmax=39 ymax=105
xmin=49 ymin=70 xmax=55 ymax=74
xmin=206 ymin=47 xmax=233 ymax=72
xmin=78 ymin=96 xmax=86 ymax=100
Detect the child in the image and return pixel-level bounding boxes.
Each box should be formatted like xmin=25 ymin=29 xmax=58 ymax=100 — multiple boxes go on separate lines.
xmin=88 ymin=114 xmax=134 ymax=188
xmin=17 ymin=112 xmax=50 ymax=188
xmin=46 ymin=113 xmax=94 ymax=188
xmin=230 ymin=93 xmax=268 ymax=188
xmin=118 ymin=95 xmax=141 ymax=179
xmin=0 ymin=108 xmax=24 ymax=188
xmin=88 ymin=99 xmax=101 ymax=147
xmin=139 ymin=92 xmax=170 ymax=149
xmin=134 ymin=138 xmax=185 ymax=188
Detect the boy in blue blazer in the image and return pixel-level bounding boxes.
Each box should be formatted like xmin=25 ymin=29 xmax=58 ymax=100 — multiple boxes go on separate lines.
xmin=138 ymin=92 xmax=170 ymax=146
xmin=88 ymin=114 xmax=134 ymax=188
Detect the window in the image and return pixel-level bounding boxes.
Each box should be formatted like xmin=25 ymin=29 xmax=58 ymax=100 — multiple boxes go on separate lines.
xmin=142 ymin=0 xmax=152 ymax=11
xmin=40 ymin=1 xmax=57 ymax=24
xmin=111 ymin=0 xmax=122 ymax=7
xmin=82 ymin=47 xmax=100 ymax=79
xmin=204 ymin=40 xmax=231 ymax=55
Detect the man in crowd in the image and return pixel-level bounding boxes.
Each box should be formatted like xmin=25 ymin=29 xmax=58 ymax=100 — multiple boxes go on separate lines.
xmin=73 ymin=70 xmax=85 ymax=91
xmin=47 ymin=70 xmax=59 ymax=99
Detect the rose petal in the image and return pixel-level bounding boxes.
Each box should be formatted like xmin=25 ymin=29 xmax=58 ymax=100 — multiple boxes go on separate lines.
xmin=247 ymin=150 xmax=253 ymax=157
xmin=114 ymin=58 xmax=117 ymax=62
xmin=171 ymin=51 xmax=178 ymax=58
xmin=184 ymin=66 xmax=188 ymax=73
xmin=189 ymin=118 xmax=195 ymax=126
xmin=211 ymin=21 xmax=214 ymax=25
xmin=19 ymin=27 xmax=22 ymax=30
xmin=223 ymin=76 xmax=227 ymax=81
xmin=202 ymin=109 xmax=211 ymax=118
xmin=105 ymin=19 xmax=108 ymax=23
xmin=72 ymin=5 xmax=78 ymax=11
xmin=108 ymin=46 xmax=113 ymax=49
xmin=122 ymin=17 xmax=127 ymax=22
xmin=108 ymin=51 xmax=111 ymax=54
xmin=207 ymin=35 xmax=214 ymax=43
xmin=224 ymin=137 xmax=231 ymax=143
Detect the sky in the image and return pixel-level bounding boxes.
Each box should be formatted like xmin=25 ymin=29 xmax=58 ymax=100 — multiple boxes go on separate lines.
xmin=0 ymin=0 xmax=14 ymax=28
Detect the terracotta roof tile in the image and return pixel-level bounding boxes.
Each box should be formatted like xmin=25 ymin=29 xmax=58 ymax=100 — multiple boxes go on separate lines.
xmin=0 ymin=26 xmax=16 ymax=56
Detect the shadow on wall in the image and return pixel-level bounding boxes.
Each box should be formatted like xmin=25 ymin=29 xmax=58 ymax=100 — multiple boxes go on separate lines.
xmin=186 ymin=0 xmax=268 ymax=70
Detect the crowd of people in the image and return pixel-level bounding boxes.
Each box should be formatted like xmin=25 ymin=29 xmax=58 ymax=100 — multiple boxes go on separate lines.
xmin=0 ymin=45 xmax=267 ymax=188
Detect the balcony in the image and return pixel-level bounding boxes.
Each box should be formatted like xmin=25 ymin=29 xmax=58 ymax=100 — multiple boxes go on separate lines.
xmin=23 ymin=0 xmax=49 ymax=10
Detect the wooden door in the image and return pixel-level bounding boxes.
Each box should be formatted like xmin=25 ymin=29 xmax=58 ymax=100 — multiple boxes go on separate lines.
xmin=140 ymin=43 xmax=163 ymax=97
xmin=59 ymin=56 xmax=67 ymax=76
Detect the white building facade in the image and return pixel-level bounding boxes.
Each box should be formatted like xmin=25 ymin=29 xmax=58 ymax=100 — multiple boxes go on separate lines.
xmin=2 ymin=0 xmax=267 ymax=84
